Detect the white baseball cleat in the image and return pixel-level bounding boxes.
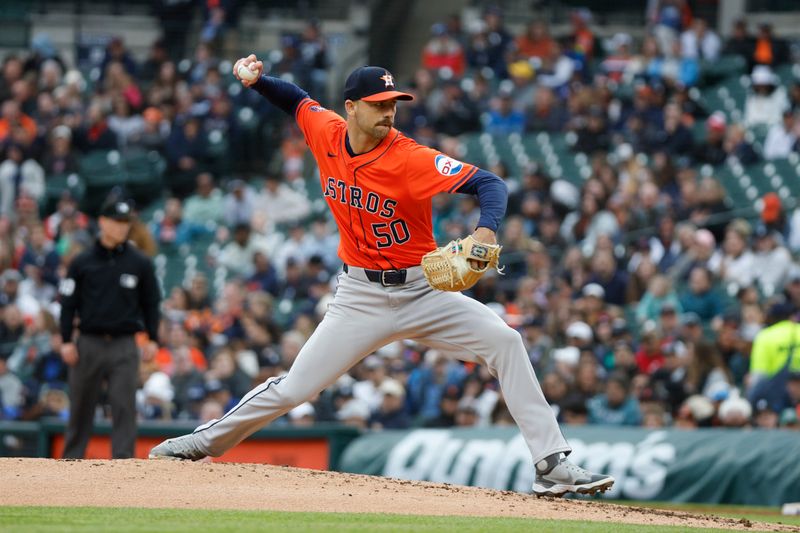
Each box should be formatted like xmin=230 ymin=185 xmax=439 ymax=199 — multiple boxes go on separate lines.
xmin=148 ymin=434 xmax=207 ymax=461
xmin=532 ymin=457 xmax=615 ymax=497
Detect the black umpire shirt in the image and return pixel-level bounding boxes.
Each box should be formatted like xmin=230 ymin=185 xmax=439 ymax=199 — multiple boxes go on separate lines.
xmin=59 ymin=239 xmax=160 ymax=342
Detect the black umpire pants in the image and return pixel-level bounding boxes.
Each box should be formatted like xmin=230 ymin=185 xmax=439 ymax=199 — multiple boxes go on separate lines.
xmin=63 ymin=334 xmax=139 ymax=459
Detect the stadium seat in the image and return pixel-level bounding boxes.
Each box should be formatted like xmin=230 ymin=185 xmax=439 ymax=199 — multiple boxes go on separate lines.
xmin=43 ymin=173 xmax=86 ymax=214
xmin=123 ymin=149 xmax=165 ymax=206
xmin=79 ymin=150 xmax=127 ymax=214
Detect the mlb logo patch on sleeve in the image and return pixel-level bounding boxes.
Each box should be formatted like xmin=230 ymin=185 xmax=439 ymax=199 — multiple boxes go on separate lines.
xmin=120 ymin=274 xmax=139 ymax=289
xmin=58 ymin=278 xmax=75 ymax=296
xmin=434 ymin=155 xmax=464 ymax=176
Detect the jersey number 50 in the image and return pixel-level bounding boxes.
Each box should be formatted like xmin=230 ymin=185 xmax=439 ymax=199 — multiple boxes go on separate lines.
xmin=371 ymin=220 xmax=410 ymax=249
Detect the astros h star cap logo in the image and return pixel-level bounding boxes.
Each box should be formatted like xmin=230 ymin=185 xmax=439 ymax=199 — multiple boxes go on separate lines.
xmin=343 ymin=66 xmax=414 ymax=102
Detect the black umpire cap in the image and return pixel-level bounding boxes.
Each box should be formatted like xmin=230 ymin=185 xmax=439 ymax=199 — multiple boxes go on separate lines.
xmin=343 ymin=66 xmax=414 ymax=102
xmin=99 ymin=199 xmax=133 ymax=221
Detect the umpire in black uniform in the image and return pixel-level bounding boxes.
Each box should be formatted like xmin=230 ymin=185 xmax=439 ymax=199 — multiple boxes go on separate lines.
xmin=59 ymin=199 xmax=161 ymax=458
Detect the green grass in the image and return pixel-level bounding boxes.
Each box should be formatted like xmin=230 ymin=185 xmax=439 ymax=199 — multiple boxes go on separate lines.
xmin=0 ymin=506 xmax=794 ymax=533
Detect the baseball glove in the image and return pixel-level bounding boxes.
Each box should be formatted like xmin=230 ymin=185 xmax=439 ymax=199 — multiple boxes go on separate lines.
xmin=421 ymin=236 xmax=502 ymax=292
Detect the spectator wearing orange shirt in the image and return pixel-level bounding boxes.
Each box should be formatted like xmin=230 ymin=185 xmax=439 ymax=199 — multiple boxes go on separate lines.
xmin=0 ymin=100 xmax=37 ymax=144
xmin=155 ymin=322 xmax=208 ymax=376
xmin=753 ymin=23 xmax=789 ymax=68
xmin=515 ymin=20 xmax=556 ymax=62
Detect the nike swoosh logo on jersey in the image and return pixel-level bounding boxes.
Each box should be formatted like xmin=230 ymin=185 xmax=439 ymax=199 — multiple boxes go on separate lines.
xmin=327 ymin=152 xmax=336 ymax=157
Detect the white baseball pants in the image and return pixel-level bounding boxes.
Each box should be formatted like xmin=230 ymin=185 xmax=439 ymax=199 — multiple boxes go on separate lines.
xmin=192 ymin=266 xmax=571 ymax=465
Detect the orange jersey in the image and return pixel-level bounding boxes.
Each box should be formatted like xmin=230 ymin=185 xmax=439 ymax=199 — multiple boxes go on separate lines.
xmin=295 ymin=98 xmax=477 ymax=270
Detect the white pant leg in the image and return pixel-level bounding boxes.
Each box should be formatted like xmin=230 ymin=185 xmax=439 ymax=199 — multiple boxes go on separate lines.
xmin=396 ymin=278 xmax=571 ymax=464
xmin=192 ymin=273 xmax=398 ymax=456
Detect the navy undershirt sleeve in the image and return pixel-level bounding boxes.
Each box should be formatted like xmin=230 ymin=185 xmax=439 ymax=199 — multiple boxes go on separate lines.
xmin=455 ymin=169 xmax=508 ymax=232
xmin=250 ymin=75 xmax=309 ymax=115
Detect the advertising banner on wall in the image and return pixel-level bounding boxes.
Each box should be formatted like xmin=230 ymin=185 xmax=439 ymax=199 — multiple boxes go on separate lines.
xmin=338 ymin=426 xmax=800 ymax=505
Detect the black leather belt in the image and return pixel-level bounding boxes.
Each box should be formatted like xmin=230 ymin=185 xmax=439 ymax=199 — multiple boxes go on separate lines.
xmin=343 ymin=264 xmax=407 ymax=286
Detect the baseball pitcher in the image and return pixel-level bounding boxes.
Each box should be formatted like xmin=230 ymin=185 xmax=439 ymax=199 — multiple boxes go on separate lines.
xmin=149 ymin=56 xmax=614 ymax=497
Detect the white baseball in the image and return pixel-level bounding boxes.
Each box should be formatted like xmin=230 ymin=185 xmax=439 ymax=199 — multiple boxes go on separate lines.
xmin=237 ymin=63 xmax=259 ymax=82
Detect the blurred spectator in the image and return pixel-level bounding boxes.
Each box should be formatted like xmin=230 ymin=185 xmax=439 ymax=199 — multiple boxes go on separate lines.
xmin=247 ymin=252 xmax=279 ymax=297
xmin=431 ymin=81 xmax=481 ymax=136
xmin=763 ymin=109 xmax=797 ymax=160
xmin=586 ymin=251 xmax=627 ymax=307
xmin=515 ymin=20 xmax=556 ymax=62
xmin=573 ymin=106 xmax=611 ymax=154
xmin=745 ymin=66 xmax=789 ymax=128
xmin=353 ymin=355 xmax=388 ymax=413
xmin=680 ymin=18 xmax=720 ymax=61
xmin=223 ymin=179 xmax=258 ymax=228
xmin=536 ymin=41 xmax=576 ymax=90
xmin=722 ymin=124 xmax=760 ymax=165
xmin=685 ymin=340 xmax=733 ymax=399
xmin=674 ymin=394 xmax=715 ymax=428
xmin=18 ymin=225 xmax=59 ymax=287
xmin=150 ymin=198 xmax=210 ymax=247
xmin=42 ymin=125 xmax=78 ymax=175
xmin=0 ymin=143 xmax=45 ymax=218
xmin=601 ymin=33 xmax=634 ymax=83
xmin=423 ymin=384 xmax=460 ymax=427
xmin=170 ymin=346 xmax=205 ymax=418
xmin=183 ymin=172 xmax=224 ymax=226
xmin=108 ymin=96 xmax=144 ymax=149
xmin=0 ymin=99 xmax=37 ymax=144
xmin=155 ymin=322 xmax=208 ymax=376
xmin=723 ymin=19 xmax=754 ymax=63
xmin=205 ymin=347 xmax=251 ymax=401
xmin=748 ymin=301 xmax=799 ymax=406
xmin=484 ymin=92 xmax=525 ymax=136
xmin=74 ymin=102 xmax=118 ymax=153
xmin=753 ymin=398 xmax=779 ymax=428
xmin=288 ymin=402 xmax=316 ymax=427
xmin=369 ymin=378 xmax=410 ymax=430
xmin=718 ymin=392 xmax=752 ymax=428
xmin=422 ymin=23 xmax=465 ymax=77
xmin=0 ymin=355 xmax=24 ymax=419
xmin=752 ymin=23 xmax=790 ymax=68
xmin=693 ymin=112 xmax=727 ymax=165
xmin=454 ymin=398 xmax=480 ymax=427
xmin=138 ymin=371 xmax=174 ymax=420
xmin=713 ymin=219 xmax=755 ymax=288
xmin=587 ymin=374 xmax=641 ymax=425
xmin=752 ymin=227 xmax=792 ymax=293
xmin=648 ymin=103 xmax=693 ymax=156
xmin=100 ymin=37 xmax=137 ymax=79
xmin=636 ymin=275 xmax=682 ymax=324
xmin=481 ymin=6 xmax=514 ymax=78
xmin=679 ymin=266 xmax=723 ymax=323
xmin=105 ymin=62 xmax=143 ymax=113
xmin=217 ymin=223 xmax=275 ymax=280
xmin=569 ymin=8 xmax=595 ymax=63
xmin=0 ymin=306 xmax=25 ymax=360
xmin=131 ymin=107 xmax=170 ymax=153
xmin=336 ymin=398 xmax=370 ymax=429
xmin=165 ymin=116 xmax=207 ymax=197
xmin=526 ymin=87 xmax=567 ymax=133
xmin=253 ymin=175 xmax=311 ymax=230
xmin=781 ymin=405 xmax=800 ymax=429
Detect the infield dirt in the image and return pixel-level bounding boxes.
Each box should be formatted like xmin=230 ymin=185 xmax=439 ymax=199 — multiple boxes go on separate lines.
xmin=1 ymin=458 xmax=797 ymax=531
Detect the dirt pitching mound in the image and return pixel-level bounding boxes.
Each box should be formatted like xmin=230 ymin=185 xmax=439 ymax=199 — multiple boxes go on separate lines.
xmin=1 ymin=458 xmax=796 ymax=531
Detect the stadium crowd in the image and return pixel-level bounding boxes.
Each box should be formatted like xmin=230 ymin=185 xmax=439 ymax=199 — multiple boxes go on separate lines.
xmin=1 ymin=2 xmax=799 ymax=439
